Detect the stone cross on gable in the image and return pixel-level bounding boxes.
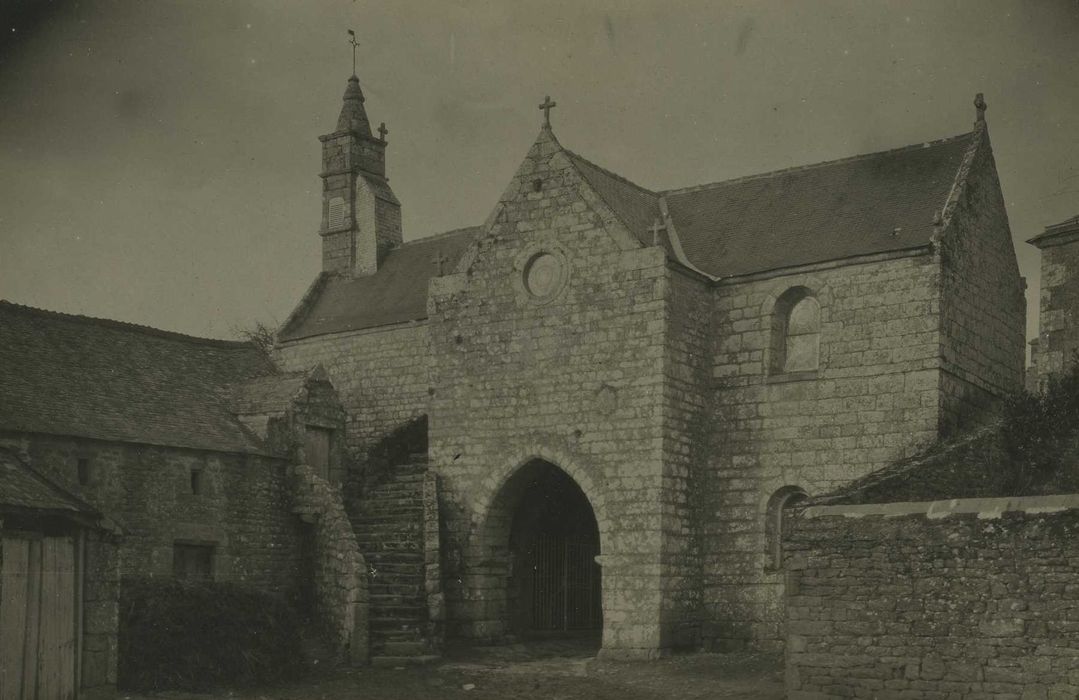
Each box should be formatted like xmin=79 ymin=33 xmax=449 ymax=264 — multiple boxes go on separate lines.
xmin=378 ymin=122 xmax=388 ymax=141
xmin=974 ymin=93 xmax=987 ymax=122
xmin=650 ymin=218 xmax=667 ymax=247
xmin=538 ymin=95 xmax=557 ymax=127
xmin=433 ymin=251 xmax=450 ymax=276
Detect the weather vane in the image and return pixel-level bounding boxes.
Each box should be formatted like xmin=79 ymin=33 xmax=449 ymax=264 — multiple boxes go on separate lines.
xmin=347 ymin=29 xmax=358 ymax=76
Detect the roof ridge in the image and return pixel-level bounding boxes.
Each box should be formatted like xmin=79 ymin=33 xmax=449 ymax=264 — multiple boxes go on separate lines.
xmin=564 ymin=148 xmax=659 ymax=198
xmin=400 ymin=225 xmax=482 ymax=246
xmin=0 ymin=300 xmax=254 ymax=349
xmin=660 ymin=131 xmax=975 ymax=198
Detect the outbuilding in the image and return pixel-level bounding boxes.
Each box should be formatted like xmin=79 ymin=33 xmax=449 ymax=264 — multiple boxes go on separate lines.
xmin=0 ymin=447 xmax=121 ymax=699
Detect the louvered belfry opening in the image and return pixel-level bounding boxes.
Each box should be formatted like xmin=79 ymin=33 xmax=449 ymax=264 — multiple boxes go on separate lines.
xmin=506 ymin=460 xmax=602 ymax=636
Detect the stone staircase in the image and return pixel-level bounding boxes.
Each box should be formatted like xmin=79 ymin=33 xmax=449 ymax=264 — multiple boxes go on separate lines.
xmin=354 ymin=457 xmax=438 ymax=664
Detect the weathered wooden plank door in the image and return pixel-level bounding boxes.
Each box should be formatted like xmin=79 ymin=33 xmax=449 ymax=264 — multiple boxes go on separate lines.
xmin=0 ymin=534 xmax=78 ymax=700
xmin=1 ymin=537 xmax=32 ymax=699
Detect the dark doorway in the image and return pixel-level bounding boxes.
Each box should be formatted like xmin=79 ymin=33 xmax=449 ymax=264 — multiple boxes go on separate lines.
xmin=507 ymin=461 xmax=601 ymax=636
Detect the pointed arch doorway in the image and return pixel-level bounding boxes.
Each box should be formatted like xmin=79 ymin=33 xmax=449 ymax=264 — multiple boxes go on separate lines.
xmin=498 ymin=459 xmax=602 ymax=637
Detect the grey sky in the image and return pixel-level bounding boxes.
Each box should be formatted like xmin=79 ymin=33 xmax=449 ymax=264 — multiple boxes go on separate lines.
xmin=1 ymin=0 xmax=1077 ymax=346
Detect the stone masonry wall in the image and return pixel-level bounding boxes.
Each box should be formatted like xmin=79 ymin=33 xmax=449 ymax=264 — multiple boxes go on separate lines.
xmin=938 ymin=130 xmax=1026 ymax=432
xmin=661 ymin=266 xmax=713 ymax=649
xmin=292 ymin=463 xmax=369 ymax=664
xmin=8 ymin=432 xmax=304 ymax=595
xmin=81 ymin=529 xmax=121 ymax=699
xmin=276 ymin=324 xmax=430 ymax=459
xmin=784 ymin=495 xmax=1079 ymax=699
xmin=427 ymin=127 xmax=675 ymax=657
xmin=1036 ymin=240 xmax=1079 ymax=380
xmin=701 ymin=254 xmax=945 ymax=651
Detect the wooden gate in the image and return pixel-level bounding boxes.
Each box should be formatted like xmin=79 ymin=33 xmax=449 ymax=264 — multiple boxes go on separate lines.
xmin=0 ymin=534 xmax=79 ymax=700
xmin=528 ymin=533 xmax=600 ymax=632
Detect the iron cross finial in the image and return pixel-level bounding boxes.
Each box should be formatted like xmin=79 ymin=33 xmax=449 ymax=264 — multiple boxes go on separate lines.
xmin=378 ymin=122 xmax=388 ymax=141
xmin=650 ymin=218 xmax=667 ymax=246
xmin=347 ymin=29 xmax=359 ymax=76
xmin=433 ymin=251 xmax=450 ymax=276
xmin=538 ymin=95 xmax=557 ymax=127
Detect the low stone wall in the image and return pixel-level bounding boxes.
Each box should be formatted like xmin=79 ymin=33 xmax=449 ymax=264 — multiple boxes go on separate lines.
xmin=784 ymin=494 xmax=1079 ymax=699
xmin=292 ymin=464 xmax=368 ymax=664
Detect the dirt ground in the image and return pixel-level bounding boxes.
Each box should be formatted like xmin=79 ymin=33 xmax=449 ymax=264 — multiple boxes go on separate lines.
xmin=123 ymin=641 xmax=785 ymax=700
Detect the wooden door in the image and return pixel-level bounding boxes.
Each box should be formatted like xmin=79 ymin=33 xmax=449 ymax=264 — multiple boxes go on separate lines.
xmin=1 ymin=534 xmax=78 ymax=700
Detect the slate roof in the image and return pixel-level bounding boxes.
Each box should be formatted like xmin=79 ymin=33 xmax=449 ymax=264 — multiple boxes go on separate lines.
xmin=0 ymin=301 xmax=275 ymax=454
xmin=231 ymin=371 xmax=309 ymax=415
xmin=0 ymin=448 xmax=99 ymax=517
xmin=279 ymin=227 xmax=478 ymax=341
xmin=565 ymin=150 xmax=661 ymax=247
xmin=1028 ymin=214 xmax=1079 ymax=248
xmin=662 ymin=133 xmax=973 ymax=277
xmin=280 ymin=129 xmax=976 ymax=340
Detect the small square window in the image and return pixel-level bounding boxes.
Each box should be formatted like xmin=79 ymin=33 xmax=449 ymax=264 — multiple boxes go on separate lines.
xmin=190 ymin=468 xmax=203 ymax=495
xmin=77 ymin=458 xmax=92 ymax=486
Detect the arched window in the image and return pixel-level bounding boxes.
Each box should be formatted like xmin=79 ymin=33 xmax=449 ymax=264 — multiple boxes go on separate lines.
xmin=770 ymin=287 xmax=820 ymax=374
xmin=764 ymin=486 xmax=808 ymax=571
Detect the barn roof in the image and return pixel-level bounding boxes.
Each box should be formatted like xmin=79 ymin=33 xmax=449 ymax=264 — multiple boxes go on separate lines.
xmin=0 ymin=448 xmax=99 ymax=518
xmin=280 ymin=128 xmax=976 ymax=340
xmin=0 ymin=301 xmax=275 ymax=454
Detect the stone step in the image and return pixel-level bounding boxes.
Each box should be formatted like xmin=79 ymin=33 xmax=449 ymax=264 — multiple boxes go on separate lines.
xmin=370 ymin=654 xmax=440 ymax=667
xmin=377 ymin=640 xmax=429 ymax=656
xmin=369 ymin=566 xmax=423 ymax=576
xmin=359 ymin=543 xmax=422 ymax=555
xmin=370 ymin=594 xmax=424 ymax=607
xmin=364 ymin=487 xmax=423 ymax=500
xmin=358 ymin=543 xmax=420 ymax=552
xmin=369 ymin=472 xmax=422 ymax=489
xmin=360 ymin=498 xmax=424 ymax=511
xmin=369 ymin=604 xmax=422 ymax=612
xmin=353 ymin=513 xmax=420 ymax=524
xmin=369 ymin=582 xmax=422 ymax=591
xmin=380 ymin=630 xmax=424 ymax=644
xmin=369 ymin=571 xmax=424 ymax=582
xmin=361 ymin=551 xmax=423 ymax=564
xmin=358 ymin=502 xmax=421 ymax=513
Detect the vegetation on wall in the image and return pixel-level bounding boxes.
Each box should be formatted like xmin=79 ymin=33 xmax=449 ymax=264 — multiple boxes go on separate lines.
xmin=118 ymin=577 xmax=306 ymax=692
xmin=1000 ymin=357 xmax=1079 ymax=493
xmin=831 ymin=359 xmax=1079 ymax=504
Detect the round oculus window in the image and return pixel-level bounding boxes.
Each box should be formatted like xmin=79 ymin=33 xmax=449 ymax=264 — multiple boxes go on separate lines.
xmin=523 ymin=252 xmax=565 ymax=299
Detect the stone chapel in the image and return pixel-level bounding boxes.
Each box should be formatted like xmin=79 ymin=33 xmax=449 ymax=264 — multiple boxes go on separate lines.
xmin=274 ymin=74 xmax=1026 ymax=659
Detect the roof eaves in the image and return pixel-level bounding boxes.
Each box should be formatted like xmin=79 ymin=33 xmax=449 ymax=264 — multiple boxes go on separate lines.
xmin=659 ymin=131 xmax=975 ymax=198
xmin=0 ymin=300 xmax=254 ymax=349
xmin=713 ymin=244 xmax=934 ymax=285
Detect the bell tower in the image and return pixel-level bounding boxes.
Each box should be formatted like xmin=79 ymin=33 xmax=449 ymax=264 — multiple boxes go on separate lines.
xmin=318 ymin=71 xmax=401 ymax=276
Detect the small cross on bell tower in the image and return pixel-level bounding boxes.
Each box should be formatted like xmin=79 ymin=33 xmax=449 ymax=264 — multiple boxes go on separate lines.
xmin=347 ymin=29 xmax=359 ymax=76
xmin=378 ymin=122 xmax=388 ymax=142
